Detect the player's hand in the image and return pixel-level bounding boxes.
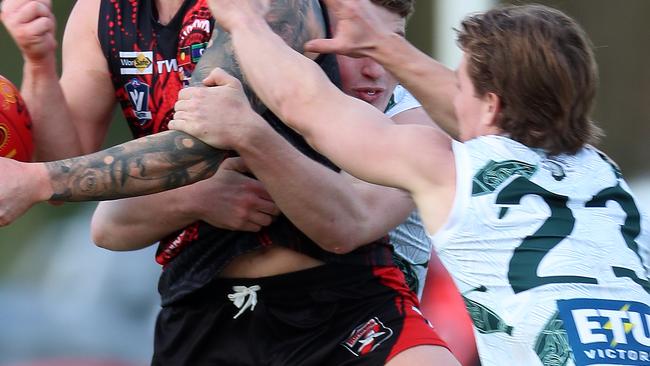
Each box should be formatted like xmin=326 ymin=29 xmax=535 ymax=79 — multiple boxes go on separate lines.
xmin=170 ymin=68 xmax=264 ymax=150
xmin=189 ymin=157 xmax=280 ymax=231
xmin=0 ymin=157 xmax=48 ymax=226
xmin=304 ymin=0 xmax=392 ymax=58
xmin=206 ymin=0 xmax=270 ymax=32
xmin=0 ymin=0 xmax=57 ymax=63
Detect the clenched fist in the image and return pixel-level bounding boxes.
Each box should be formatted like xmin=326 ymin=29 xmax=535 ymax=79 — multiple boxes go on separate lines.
xmin=1 ymin=0 xmax=57 ymax=63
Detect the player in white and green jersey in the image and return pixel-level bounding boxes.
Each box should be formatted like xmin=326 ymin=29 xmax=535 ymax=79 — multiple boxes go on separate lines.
xmin=431 ymin=135 xmax=650 ymax=365
xmin=187 ymin=2 xmax=650 ymax=366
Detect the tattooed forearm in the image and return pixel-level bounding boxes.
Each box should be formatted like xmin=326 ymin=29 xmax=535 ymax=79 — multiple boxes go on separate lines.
xmin=194 ymin=0 xmax=326 ymax=113
xmin=44 ymin=131 xmax=226 ymax=201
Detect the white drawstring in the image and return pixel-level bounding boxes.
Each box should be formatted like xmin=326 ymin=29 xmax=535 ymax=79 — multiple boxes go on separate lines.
xmin=227 ymin=285 xmax=261 ymax=319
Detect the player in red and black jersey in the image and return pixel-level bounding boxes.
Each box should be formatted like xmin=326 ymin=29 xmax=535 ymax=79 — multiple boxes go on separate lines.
xmin=0 ymin=0 xmax=457 ymax=364
xmin=94 ymin=0 xmax=401 ymax=308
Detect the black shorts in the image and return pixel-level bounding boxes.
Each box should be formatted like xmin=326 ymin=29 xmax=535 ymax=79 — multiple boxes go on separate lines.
xmin=152 ymin=263 xmax=447 ymax=365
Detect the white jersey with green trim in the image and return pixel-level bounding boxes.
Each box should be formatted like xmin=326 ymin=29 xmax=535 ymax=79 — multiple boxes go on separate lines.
xmin=430 ymin=135 xmax=650 ymax=366
xmin=387 ymin=85 xmax=433 ymax=299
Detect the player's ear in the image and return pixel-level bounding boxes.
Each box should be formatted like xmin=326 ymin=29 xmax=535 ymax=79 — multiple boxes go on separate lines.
xmin=481 ymin=92 xmax=501 ymax=128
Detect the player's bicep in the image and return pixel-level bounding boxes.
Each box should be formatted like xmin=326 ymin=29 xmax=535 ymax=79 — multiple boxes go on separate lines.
xmin=296 ymin=90 xmax=448 ymax=193
xmin=60 ymin=0 xmax=116 ymax=153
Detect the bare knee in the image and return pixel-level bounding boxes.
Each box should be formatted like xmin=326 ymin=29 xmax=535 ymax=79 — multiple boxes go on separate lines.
xmin=386 ymin=345 xmax=461 ymax=366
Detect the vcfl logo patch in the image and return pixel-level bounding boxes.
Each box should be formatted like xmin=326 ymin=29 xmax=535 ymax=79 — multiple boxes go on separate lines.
xmin=125 ymin=79 xmax=152 ymax=122
xmin=342 ymin=317 xmax=393 ymax=356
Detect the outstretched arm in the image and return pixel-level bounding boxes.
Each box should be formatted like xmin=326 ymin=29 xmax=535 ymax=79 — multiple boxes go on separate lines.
xmin=44 ymin=131 xmax=223 ymax=202
xmin=0 ymin=131 xmax=223 ymax=226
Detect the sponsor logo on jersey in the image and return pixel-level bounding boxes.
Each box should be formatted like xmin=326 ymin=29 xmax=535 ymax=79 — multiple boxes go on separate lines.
xmin=557 ymin=298 xmax=650 ymax=365
xmin=342 ymin=317 xmax=393 ymax=356
xmin=124 ymin=79 xmax=152 ymax=122
xmin=156 ymin=59 xmax=178 ymax=74
xmin=119 ymin=51 xmax=154 ymax=75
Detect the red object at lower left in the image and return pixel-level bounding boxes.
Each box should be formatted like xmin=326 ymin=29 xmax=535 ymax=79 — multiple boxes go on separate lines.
xmin=0 ymin=74 xmax=34 ymax=162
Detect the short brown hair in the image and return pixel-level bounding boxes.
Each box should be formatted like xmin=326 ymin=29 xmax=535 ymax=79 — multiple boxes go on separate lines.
xmin=370 ymin=0 xmax=415 ymax=18
xmin=457 ymin=4 xmax=602 ymax=155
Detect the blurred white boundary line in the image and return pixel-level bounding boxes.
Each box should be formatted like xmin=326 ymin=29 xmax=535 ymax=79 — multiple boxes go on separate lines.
xmin=434 ymin=0 xmax=496 ymax=68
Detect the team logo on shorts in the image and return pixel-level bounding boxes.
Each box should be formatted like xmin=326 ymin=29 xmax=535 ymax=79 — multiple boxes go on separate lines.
xmin=124 ymin=79 xmax=152 ymax=122
xmin=557 ymin=298 xmax=650 ymax=365
xmin=342 ymin=317 xmax=393 ymax=356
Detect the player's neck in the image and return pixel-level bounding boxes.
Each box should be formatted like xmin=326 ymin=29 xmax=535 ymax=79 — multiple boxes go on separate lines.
xmin=154 ymin=0 xmax=185 ymax=25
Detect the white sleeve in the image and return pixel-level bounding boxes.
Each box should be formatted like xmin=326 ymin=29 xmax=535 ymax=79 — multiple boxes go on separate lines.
xmin=385 ymin=85 xmax=422 ymax=117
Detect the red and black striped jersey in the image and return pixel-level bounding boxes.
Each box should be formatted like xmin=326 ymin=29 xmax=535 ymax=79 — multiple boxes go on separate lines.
xmin=98 ymin=0 xmax=394 ymax=306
